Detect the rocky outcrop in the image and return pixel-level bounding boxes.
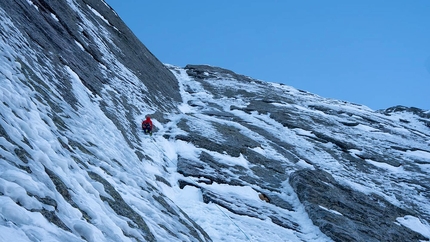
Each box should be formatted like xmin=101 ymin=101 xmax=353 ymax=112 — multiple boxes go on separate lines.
xmin=1 ymin=0 xmax=180 ymax=108
xmin=1 ymin=0 xmax=180 ymax=148
xmin=289 ymin=169 xmax=426 ymax=242
xmin=1 ymin=0 xmax=430 ymax=240
xmin=169 ymin=65 xmax=430 ymax=241
xmin=0 ymin=1 xmax=206 ymax=241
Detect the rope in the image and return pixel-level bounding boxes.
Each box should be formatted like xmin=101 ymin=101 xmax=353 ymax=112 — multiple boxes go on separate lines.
xmin=215 ymin=204 xmax=252 ymax=241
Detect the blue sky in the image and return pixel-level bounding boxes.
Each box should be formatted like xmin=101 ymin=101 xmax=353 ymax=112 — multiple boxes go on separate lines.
xmin=104 ymin=1 xmax=430 ymax=110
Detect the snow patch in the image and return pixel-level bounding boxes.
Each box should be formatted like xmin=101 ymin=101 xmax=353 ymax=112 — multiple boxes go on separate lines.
xmin=75 ymin=40 xmax=85 ymax=51
xmin=271 ymin=102 xmax=292 ymax=108
xmin=396 ymin=215 xmax=430 ymax=239
xmin=406 ymin=150 xmax=430 ymax=160
xmin=26 ymin=0 xmax=38 ymax=10
xmin=319 ymin=205 xmax=343 ymax=216
xmin=251 ymin=146 xmax=265 ymax=155
xmin=50 ymin=13 xmax=59 ymax=21
xmin=365 ymin=159 xmax=404 ymax=173
xmin=177 ymin=185 xmax=203 ymax=203
xmin=86 ymin=4 xmax=119 ymax=31
xmin=178 ymin=103 xmax=193 ymax=113
xmin=296 ymin=159 xmax=315 ymax=170
xmin=356 ymin=124 xmax=379 ymax=132
xmin=348 ymin=149 xmax=362 ymax=159
xmin=207 ymin=152 xmax=250 ymax=168
xmin=294 ymin=128 xmax=316 ymax=138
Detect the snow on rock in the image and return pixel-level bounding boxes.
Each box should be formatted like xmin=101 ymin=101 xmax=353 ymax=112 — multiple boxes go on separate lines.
xmin=396 ymin=215 xmax=430 ymax=239
xmin=164 ymin=64 xmax=430 ymax=241
xmin=1 ymin=0 xmax=430 ymax=241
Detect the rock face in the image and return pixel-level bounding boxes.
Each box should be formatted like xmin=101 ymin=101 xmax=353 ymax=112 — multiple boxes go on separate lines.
xmin=1 ymin=0 xmax=181 ymax=107
xmin=289 ymin=169 xmax=425 ymax=242
xmin=167 ymin=64 xmax=430 ymax=241
xmin=1 ymin=0 xmax=180 ymax=146
xmin=0 ymin=1 xmax=211 ymax=241
xmin=1 ymin=0 xmax=430 ymax=241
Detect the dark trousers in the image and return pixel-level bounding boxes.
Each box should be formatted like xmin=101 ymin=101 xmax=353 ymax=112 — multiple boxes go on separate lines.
xmin=143 ymin=128 xmax=152 ymax=135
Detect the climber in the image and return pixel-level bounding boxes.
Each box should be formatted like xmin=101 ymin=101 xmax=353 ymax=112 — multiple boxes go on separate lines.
xmin=142 ymin=115 xmax=153 ymax=135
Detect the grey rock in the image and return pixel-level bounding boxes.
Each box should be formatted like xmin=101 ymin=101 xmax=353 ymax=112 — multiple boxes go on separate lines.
xmin=289 ymin=169 xmax=427 ymax=242
xmin=1 ymin=0 xmax=430 ymax=241
xmin=173 ymin=65 xmax=430 ymax=241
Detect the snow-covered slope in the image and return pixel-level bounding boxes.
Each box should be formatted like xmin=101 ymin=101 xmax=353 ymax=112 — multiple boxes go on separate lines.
xmin=0 ymin=0 xmax=205 ymax=241
xmin=159 ymin=65 xmax=430 ymax=242
xmin=1 ymin=0 xmax=430 ymax=241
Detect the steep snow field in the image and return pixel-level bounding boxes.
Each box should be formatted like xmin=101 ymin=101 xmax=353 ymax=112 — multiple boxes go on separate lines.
xmin=157 ymin=66 xmax=430 ymax=241
xmin=1 ymin=49 xmax=430 ymax=240
xmin=1 ymin=0 xmax=430 ymax=241
xmin=0 ymin=41 xmax=327 ymax=240
xmin=148 ymin=67 xmax=332 ymax=241
xmin=0 ymin=2 xmax=199 ymax=240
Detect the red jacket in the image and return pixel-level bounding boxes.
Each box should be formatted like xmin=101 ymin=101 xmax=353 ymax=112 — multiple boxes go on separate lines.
xmin=142 ymin=117 xmax=153 ymax=130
